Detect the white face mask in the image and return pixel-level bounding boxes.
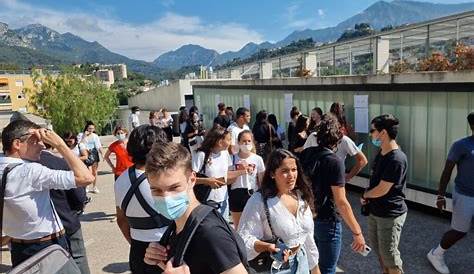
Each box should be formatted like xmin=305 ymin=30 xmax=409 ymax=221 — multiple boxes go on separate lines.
xmin=116 ymin=133 xmax=126 ymax=141
xmin=240 ymin=143 xmax=253 ymax=153
xmin=135 ymin=111 xmax=140 ymax=116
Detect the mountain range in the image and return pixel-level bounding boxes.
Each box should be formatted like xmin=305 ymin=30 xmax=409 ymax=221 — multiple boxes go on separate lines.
xmin=1 ymin=0 xmax=473 ymax=77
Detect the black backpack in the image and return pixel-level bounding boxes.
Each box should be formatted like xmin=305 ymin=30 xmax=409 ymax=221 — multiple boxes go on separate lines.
xmin=300 ymin=146 xmax=334 ymax=214
xmin=160 ymin=204 xmax=248 ymax=270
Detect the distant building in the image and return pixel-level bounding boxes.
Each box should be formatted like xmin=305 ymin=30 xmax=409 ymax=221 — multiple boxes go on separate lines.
xmin=100 ymin=64 xmax=127 ymax=80
xmin=95 ymin=69 xmax=115 ymax=87
xmin=0 ymin=72 xmax=40 ymax=112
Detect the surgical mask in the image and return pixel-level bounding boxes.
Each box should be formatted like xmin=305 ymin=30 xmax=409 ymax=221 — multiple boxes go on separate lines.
xmin=116 ymin=134 xmax=126 ymax=141
xmin=153 ymin=191 xmax=190 ymax=220
xmin=371 ymin=134 xmax=382 ymax=147
xmin=135 ymin=111 xmax=140 ymax=116
xmin=240 ymin=143 xmax=253 ymax=153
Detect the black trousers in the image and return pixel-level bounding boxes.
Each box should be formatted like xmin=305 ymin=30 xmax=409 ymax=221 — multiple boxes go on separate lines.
xmin=130 ymin=239 xmax=163 ymax=274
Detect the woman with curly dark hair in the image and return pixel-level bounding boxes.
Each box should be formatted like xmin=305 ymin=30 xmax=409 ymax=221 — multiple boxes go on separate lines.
xmin=238 ymin=149 xmax=320 ymax=274
xmin=300 ymin=114 xmax=366 ymax=274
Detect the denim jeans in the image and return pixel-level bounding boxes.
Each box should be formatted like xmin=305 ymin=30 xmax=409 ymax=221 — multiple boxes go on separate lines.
xmin=249 ymin=248 xmax=310 ymax=274
xmin=10 ymin=234 xmax=70 ymax=267
xmin=314 ymin=219 xmax=342 ymax=274
xmin=218 ymin=198 xmax=230 ymax=222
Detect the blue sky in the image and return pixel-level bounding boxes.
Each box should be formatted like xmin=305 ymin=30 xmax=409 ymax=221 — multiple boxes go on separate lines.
xmin=0 ymin=0 xmax=471 ymax=61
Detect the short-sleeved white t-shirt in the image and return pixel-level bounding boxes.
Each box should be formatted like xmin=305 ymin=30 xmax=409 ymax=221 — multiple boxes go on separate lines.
xmin=303 ymin=133 xmax=360 ymax=161
xmin=227 ymin=122 xmax=250 ymax=152
xmin=192 ymin=150 xmax=233 ymax=202
xmin=80 ymin=133 xmax=102 ymax=151
xmin=114 ymin=168 xmax=167 ymax=242
xmin=231 ymin=153 xmax=265 ymax=191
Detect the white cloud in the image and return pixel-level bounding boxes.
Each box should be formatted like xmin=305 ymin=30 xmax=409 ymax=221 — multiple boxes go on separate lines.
xmin=0 ymin=0 xmax=264 ymax=61
xmin=161 ymin=0 xmax=175 ymax=8
xmin=284 ymin=4 xmax=328 ymax=30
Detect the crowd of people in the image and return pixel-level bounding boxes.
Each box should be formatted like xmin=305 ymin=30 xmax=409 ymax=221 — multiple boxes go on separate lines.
xmin=0 ymin=103 xmax=473 ymax=274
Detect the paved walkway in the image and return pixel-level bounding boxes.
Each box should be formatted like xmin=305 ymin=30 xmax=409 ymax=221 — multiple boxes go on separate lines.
xmin=1 ymin=136 xmax=473 ymax=273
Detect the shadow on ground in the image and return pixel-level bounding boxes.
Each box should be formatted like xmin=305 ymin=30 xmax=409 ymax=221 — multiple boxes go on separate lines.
xmin=102 ymin=262 xmax=130 ymax=273
xmin=80 ymin=211 xmax=115 ymax=222
xmin=98 ymin=170 xmax=114 ymax=176
xmin=0 ymin=264 xmax=11 ymax=273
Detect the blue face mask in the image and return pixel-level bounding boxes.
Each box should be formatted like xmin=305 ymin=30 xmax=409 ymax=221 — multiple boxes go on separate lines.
xmin=371 ymin=133 xmax=382 ymax=147
xmin=371 ymin=138 xmax=382 ymax=147
xmin=153 ymin=191 xmax=190 ymax=220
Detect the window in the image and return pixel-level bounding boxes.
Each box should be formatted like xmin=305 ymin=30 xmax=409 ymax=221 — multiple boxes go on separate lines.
xmin=15 ymin=80 xmax=23 ymax=87
xmin=0 ymin=78 xmax=8 ymax=90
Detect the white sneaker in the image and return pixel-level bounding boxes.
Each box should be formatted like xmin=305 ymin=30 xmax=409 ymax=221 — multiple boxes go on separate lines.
xmin=427 ymin=248 xmax=450 ymax=274
xmin=90 ymin=186 xmax=100 ymax=194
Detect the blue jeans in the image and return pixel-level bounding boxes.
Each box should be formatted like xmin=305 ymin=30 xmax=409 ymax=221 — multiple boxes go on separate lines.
xmin=218 ymin=198 xmax=230 ymax=222
xmin=249 ymin=248 xmax=310 ymax=274
xmin=314 ymin=219 xmax=342 ymax=274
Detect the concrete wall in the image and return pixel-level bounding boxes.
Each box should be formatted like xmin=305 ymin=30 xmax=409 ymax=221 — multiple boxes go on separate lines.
xmin=191 ymin=71 xmax=474 ymax=201
xmin=128 ymin=79 xmax=193 ymax=113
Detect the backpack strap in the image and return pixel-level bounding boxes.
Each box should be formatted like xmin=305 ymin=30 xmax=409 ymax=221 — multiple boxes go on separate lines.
xmin=172 ymin=204 xmax=214 ymax=267
xmin=165 ymin=204 xmax=248 ymax=270
xmin=121 ymin=167 xmax=171 ymax=229
xmin=0 ymin=163 xmax=22 ymax=248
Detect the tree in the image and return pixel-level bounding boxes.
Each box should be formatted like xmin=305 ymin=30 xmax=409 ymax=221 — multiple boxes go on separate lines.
xmin=27 ymin=72 xmax=118 ymax=135
xmin=337 ymin=23 xmax=375 ymax=42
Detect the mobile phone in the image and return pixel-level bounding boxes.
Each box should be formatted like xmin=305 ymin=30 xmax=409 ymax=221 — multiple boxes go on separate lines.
xmin=358 ymin=245 xmax=371 ymax=257
xmin=270 ymin=240 xmax=289 ymax=262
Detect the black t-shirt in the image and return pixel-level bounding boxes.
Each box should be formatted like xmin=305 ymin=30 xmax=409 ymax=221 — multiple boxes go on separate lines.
xmin=252 ymin=123 xmax=277 ymax=143
xmin=169 ymin=210 xmax=244 ymax=274
xmin=287 ymin=122 xmax=296 ymax=150
xmin=303 ymin=147 xmax=346 ymax=221
xmin=368 ymin=149 xmax=408 ymax=217
xmin=50 ymin=189 xmax=86 ymax=235
xmin=214 ymin=114 xmax=231 ymax=129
